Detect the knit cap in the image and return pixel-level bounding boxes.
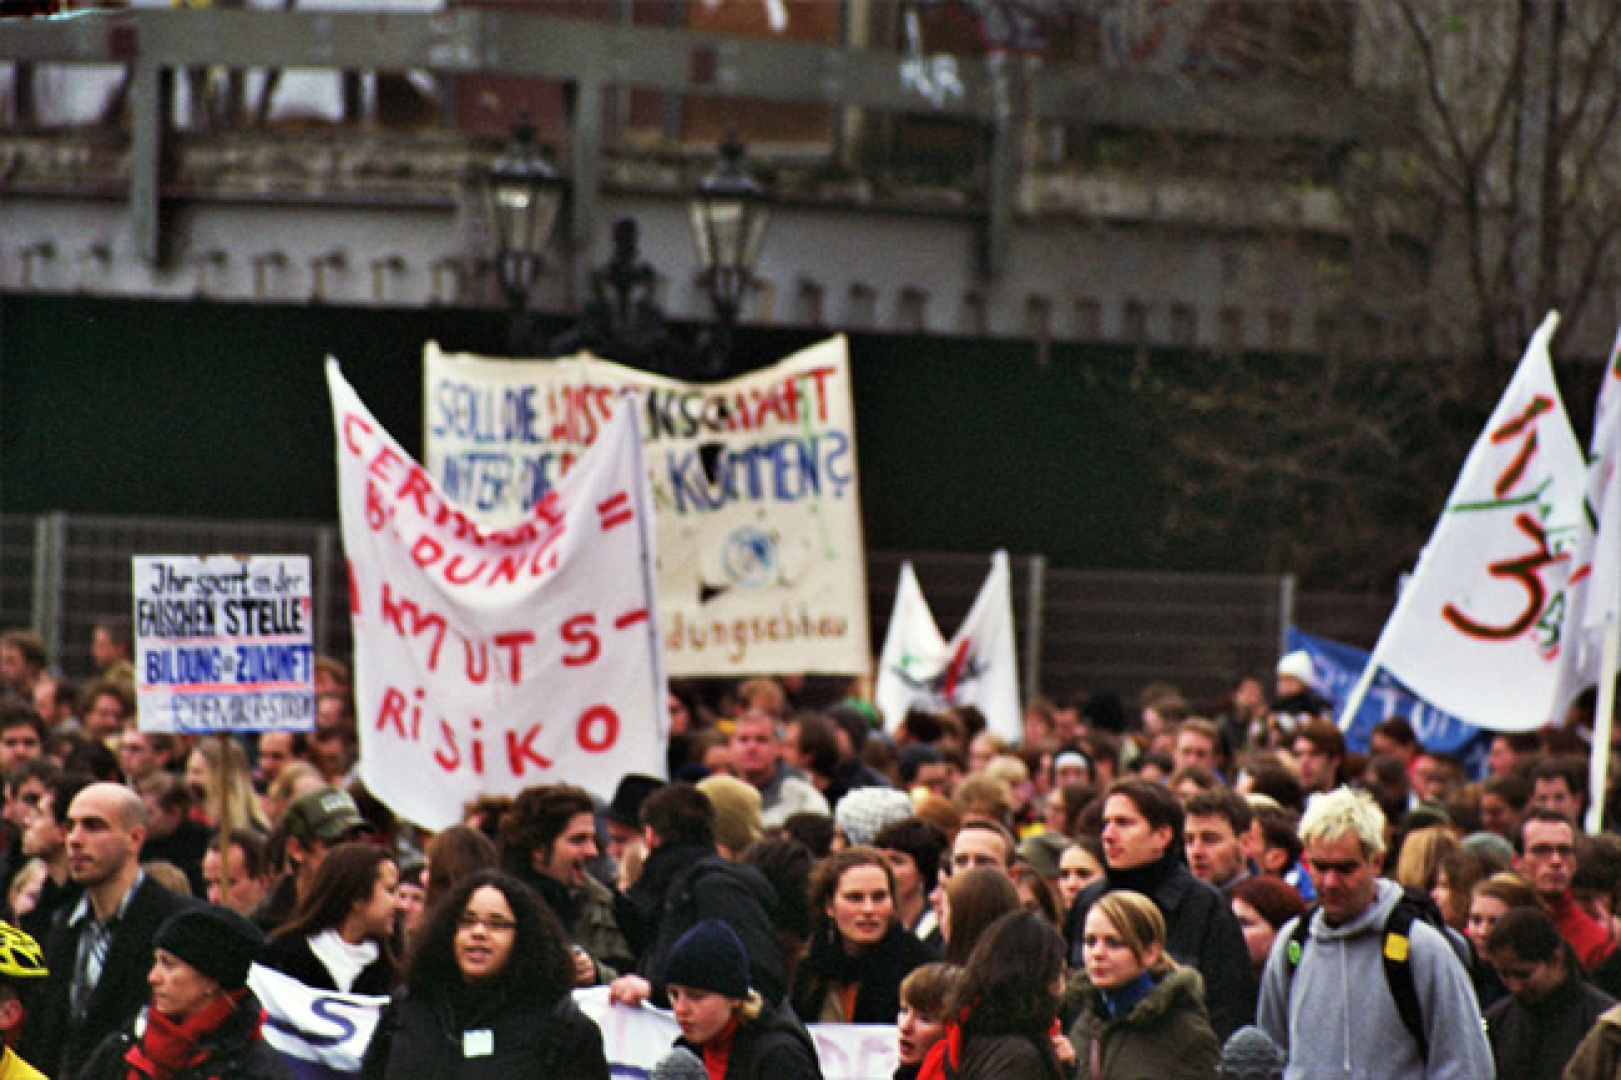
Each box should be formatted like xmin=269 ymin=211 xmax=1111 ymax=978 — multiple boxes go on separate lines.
xmin=835 ymin=787 xmax=914 ymax=847
xmin=662 ymin=919 xmax=750 ymax=1000
xmin=1218 ymin=1026 xmax=1285 ymax=1080
xmin=696 ymin=775 xmax=763 ymax=852
xmin=154 ymin=905 xmax=266 ymax=991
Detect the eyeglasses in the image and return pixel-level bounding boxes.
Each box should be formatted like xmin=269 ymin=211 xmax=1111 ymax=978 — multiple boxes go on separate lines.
xmin=1527 ymin=844 xmax=1575 ymax=859
xmin=457 ymin=912 xmax=517 ymax=933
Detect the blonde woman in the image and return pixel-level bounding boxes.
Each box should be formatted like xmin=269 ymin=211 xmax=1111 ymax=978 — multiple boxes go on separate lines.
xmin=186 ymin=738 xmax=270 ymax=831
xmin=1067 ymin=890 xmax=1220 ymax=1080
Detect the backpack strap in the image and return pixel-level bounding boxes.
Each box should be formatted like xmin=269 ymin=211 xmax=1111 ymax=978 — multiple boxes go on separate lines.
xmin=1282 ymin=901 xmax=1428 ymax=1067
xmin=1381 ymin=902 xmax=1429 ymax=1066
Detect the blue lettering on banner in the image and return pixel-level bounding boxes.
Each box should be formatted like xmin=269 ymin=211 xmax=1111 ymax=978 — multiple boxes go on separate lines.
xmin=431 ymin=380 xmax=543 ymax=445
xmin=234 ymin=643 xmax=315 ymax=684
xmin=665 ymin=433 xmax=854 ymax=514
xmin=170 ymin=691 xmax=314 ymax=733
xmin=145 ymin=646 xmax=224 ymax=685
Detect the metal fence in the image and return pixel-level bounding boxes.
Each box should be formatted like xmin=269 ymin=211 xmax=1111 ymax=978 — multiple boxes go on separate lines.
xmin=0 ymin=513 xmax=1389 ymax=707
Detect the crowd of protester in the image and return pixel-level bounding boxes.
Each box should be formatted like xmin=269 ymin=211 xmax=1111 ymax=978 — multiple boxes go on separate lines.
xmin=2 ymin=620 xmax=1621 ymax=1079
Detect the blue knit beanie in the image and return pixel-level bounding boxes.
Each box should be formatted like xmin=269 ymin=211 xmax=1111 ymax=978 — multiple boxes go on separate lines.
xmin=662 ymin=919 xmax=751 ymax=999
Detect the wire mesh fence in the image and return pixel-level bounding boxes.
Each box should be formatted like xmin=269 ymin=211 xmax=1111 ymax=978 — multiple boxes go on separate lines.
xmin=1 ymin=513 xmax=1389 ymax=708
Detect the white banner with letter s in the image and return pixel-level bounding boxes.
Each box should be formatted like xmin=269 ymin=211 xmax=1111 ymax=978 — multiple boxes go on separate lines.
xmin=329 ymin=360 xmax=666 ymax=830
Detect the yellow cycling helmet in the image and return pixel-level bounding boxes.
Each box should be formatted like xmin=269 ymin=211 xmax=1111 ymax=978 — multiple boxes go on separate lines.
xmin=0 ymin=922 xmax=46 ymax=980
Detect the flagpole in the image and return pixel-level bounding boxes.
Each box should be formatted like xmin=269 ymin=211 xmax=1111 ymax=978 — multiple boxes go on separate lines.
xmin=1337 ymin=649 xmax=1381 ymax=734
xmin=1585 ymin=620 xmax=1620 ymax=834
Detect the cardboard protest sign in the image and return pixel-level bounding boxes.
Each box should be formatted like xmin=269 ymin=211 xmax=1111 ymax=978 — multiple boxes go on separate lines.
xmin=873 ymin=551 xmax=1021 ymax=742
xmin=134 ymin=555 xmax=315 ymax=734
xmin=421 ymin=336 xmax=869 ymax=677
xmin=1361 ymin=314 xmax=1588 ymax=732
xmin=328 ymin=360 xmax=666 ymax=831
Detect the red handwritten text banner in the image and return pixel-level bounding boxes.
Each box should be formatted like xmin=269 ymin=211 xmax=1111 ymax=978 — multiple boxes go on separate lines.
xmin=1372 ymin=314 xmax=1589 ymax=731
xmin=327 ymin=360 xmax=667 ymax=830
xmin=422 ymin=336 xmax=869 ymax=678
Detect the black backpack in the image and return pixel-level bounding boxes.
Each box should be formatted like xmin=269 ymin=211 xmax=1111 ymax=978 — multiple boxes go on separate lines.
xmin=1282 ymin=885 xmax=1462 ymax=1065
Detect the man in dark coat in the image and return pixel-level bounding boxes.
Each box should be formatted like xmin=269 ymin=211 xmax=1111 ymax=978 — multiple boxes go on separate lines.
xmin=609 ymin=782 xmax=787 ymax=1007
xmin=22 ymin=781 xmax=190 ymax=1079
xmin=1062 ymin=778 xmax=1257 ymax=1041
xmin=1484 ymin=905 xmax=1615 ymax=1080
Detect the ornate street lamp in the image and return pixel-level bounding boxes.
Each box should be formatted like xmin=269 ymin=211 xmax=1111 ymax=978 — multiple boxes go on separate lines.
xmin=688 ymin=131 xmax=771 ymax=373
xmin=484 ymin=120 xmax=566 ymax=317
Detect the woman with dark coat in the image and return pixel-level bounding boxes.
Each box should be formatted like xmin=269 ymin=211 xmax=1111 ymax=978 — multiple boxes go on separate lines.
xmin=259 ymin=842 xmax=399 ymax=995
xmin=360 ymin=870 xmax=608 ymax=1080
xmin=792 ymin=847 xmax=937 ymax=1024
xmin=919 ymin=911 xmax=1067 ymax=1080
xmin=1066 ymin=890 xmax=1220 ymax=1080
xmin=79 ymin=905 xmax=291 ymax=1080
xmin=665 ymin=919 xmax=824 ymax=1080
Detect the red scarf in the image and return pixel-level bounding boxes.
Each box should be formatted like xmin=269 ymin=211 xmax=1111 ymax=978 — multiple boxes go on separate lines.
xmin=914 ymin=1011 xmax=959 ymax=1076
xmin=700 ymin=1015 xmax=742 ymax=1080
xmin=124 ymin=988 xmax=250 ymax=1080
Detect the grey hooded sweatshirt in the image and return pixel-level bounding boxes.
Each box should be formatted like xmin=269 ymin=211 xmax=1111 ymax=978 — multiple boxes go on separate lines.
xmin=1257 ymin=878 xmax=1493 ymax=1080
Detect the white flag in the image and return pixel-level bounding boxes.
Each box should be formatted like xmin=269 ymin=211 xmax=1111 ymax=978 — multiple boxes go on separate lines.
xmin=1369 ymin=313 xmax=1588 ymax=732
xmin=873 ymin=552 xmax=1021 ymax=743
xmin=328 ymin=360 xmax=667 ymax=830
xmin=1564 ymin=331 xmax=1621 ymax=682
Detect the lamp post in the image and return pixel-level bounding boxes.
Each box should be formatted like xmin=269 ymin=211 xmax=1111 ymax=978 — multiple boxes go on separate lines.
xmin=688 ymin=131 xmax=771 ymax=376
xmin=483 ymin=120 xmax=566 ymax=351
xmin=487 ymin=128 xmax=770 ymax=376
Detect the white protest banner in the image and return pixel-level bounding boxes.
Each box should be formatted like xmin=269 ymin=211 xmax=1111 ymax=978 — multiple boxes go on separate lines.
xmin=422 ymin=337 xmax=869 ymax=677
xmin=249 ymin=977 xmax=899 ymax=1080
xmin=329 ymin=360 xmax=666 ymax=830
xmin=873 ymin=551 xmax=1021 ymax=743
xmin=575 ymin=987 xmax=899 ymax=1080
xmin=1354 ymin=313 xmax=1588 ymax=732
xmin=133 ymin=555 xmax=315 ymax=734
xmin=251 ymin=965 xmax=382 ymax=1080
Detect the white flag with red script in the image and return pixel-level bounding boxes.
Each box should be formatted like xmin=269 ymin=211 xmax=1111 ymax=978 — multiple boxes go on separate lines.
xmin=327 ymin=360 xmax=667 ymax=830
xmin=1370 ymin=313 xmax=1588 ymax=732
xmin=873 ymin=552 xmax=1021 ymax=743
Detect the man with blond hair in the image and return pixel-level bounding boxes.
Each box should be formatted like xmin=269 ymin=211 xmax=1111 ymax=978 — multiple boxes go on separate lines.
xmin=1258 ymin=787 xmax=1492 ymax=1080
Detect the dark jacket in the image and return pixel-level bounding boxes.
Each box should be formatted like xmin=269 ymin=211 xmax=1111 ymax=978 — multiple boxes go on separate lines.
xmin=952 ymin=1033 xmax=1064 ymax=1080
xmin=619 ymin=841 xmax=787 ymax=1005
xmin=1066 ymin=966 xmax=1223 ymax=1080
xmin=23 ymin=875 xmax=191 ymax=1080
xmin=791 ymin=923 xmax=937 ymax=1023
xmin=1064 ymin=852 xmax=1256 ymax=1041
xmin=1483 ymin=962 xmax=1615 ymax=1080
xmin=76 ymin=990 xmax=291 ymax=1080
xmin=360 ymin=981 xmax=608 ymax=1080
xmin=258 ymin=932 xmax=397 ymax=996
xmin=517 ymin=866 xmax=634 ymax=981
xmin=674 ymin=999 xmax=823 ymax=1080
xmin=140 ymin=816 xmax=213 ymax=898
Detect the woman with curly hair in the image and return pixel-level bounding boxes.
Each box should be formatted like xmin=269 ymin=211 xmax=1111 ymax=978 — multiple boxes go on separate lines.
xmin=791 ymin=847 xmax=938 ymax=1023
xmin=360 ymin=870 xmax=607 ymax=1080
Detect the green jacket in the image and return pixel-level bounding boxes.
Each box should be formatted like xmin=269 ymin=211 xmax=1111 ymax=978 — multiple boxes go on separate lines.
xmin=1066 ymin=966 xmax=1221 ymax=1080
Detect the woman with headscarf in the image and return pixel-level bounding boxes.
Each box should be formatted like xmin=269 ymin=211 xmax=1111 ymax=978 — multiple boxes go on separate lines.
xmin=664 ymin=918 xmax=824 ymax=1080
xmin=78 ymin=906 xmax=288 ymax=1080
